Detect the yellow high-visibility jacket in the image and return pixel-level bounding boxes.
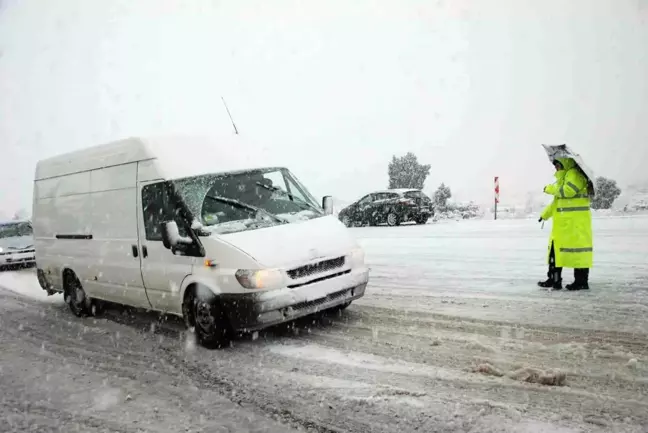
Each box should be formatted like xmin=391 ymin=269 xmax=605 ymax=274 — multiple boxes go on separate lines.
xmin=540 ymin=157 xmax=593 ymax=269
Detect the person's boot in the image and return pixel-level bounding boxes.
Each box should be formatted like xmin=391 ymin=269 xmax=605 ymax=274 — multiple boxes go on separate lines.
xmin=538 ymin=269 xmax=562 ymax=290
xmin=566 ymin=269 xmax=589 ymax=291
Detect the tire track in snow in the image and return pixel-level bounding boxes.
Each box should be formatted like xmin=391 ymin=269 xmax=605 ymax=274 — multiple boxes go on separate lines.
xmin=0 ymin=286 xmax=300 ymax=433
xmin=263 ymin=305 xmax=648 ymax=429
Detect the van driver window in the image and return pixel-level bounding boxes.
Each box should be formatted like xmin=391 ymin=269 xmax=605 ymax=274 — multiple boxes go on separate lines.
xmin=142 ymin=182 xmax=188 ymax=241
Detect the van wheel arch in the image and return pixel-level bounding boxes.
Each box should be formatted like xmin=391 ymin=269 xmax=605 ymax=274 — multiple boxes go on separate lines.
xmin=182 ymin=283 xmax=199 ymax=328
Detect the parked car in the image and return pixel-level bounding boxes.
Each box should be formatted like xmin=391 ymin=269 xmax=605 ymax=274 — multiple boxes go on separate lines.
xmin=338 ymin=189 xmax=433 ymax=227
xmin=32 ymin=136 xmax=369 ymax=349
xmin=0 ymin=220 xmax=35 ymax=270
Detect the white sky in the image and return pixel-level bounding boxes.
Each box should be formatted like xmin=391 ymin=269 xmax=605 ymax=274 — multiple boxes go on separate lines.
xmin=1 ymin=0 xmax=647 ymax=217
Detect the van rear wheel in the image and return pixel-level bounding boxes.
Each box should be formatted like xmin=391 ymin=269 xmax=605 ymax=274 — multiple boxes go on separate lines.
xmin=185 ymin=288 xmax=231 ymax=349
xmin=65 ymin=273 xmax=92 ymax=317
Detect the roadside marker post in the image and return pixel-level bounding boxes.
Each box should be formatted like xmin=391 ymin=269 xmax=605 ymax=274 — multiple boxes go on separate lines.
xmin=494 ymin=176 xmax=500 ymax=220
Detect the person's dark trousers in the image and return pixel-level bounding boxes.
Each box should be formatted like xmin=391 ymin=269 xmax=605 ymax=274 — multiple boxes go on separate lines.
xmin=538 ymin=242 xmax=563 ymax=289
xmin=574 ymin=268 xmax=589 ymax=282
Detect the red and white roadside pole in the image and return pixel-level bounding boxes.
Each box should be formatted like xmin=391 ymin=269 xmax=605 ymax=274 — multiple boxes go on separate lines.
xmin=494 ymin=176 xmax=500 ymax=220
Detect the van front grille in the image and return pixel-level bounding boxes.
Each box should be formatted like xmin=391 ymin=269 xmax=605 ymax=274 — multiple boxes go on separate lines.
xmin=287 ymin=256 xmax=345 ymax=280
xmin=287 ymin=270 xmax=351 ymax=289
xmin=289 ymin=287 xmax=353 ymax=311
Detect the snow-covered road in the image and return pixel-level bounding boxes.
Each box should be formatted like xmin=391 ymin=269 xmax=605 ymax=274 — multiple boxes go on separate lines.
xmin=1 ymin=216 xmax=647 ymax=433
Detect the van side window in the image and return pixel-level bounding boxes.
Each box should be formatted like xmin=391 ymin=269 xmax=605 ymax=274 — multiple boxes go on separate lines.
xmin=282 ymin=173 xmax=309 ymax=204
xmin=142 ymin=182 xmax=188 ymax=241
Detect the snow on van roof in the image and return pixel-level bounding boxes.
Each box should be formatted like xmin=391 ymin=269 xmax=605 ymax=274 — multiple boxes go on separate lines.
xmin=35 ymin=135 xmax=286 ymax=180
xmin=144 ymin=134 xmax=286 ymax=180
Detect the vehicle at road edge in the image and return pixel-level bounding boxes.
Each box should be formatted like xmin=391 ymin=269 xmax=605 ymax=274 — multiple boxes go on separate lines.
xmin=338 ymin=189 xmax=434 ymax=227
xmin=0 ymin=220 xmax=35 ymax=270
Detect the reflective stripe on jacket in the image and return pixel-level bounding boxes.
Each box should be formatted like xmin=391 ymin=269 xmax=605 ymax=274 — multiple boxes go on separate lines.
xmin=540 ymin=157 xmax=593 ymax=269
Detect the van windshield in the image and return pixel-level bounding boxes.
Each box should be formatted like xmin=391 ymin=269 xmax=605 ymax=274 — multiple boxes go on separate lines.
xmin=173 ymin=168 xmax=324 ymax=235
xmin=0 ymin=222 xmax=32 ymax=239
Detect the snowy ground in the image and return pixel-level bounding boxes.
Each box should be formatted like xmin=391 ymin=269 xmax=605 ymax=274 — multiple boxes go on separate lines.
xmin=1 ymin=216 xmax=648 ymax=433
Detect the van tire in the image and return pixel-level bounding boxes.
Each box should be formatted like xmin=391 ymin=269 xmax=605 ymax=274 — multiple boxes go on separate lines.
xmin=64 ymin=271 xmax=92 ymax=317
xmin=184 ymin=287 xmax=231 ymax=349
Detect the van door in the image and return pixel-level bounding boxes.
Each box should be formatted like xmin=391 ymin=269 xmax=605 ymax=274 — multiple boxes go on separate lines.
xmin=136 ymin=177 xmax=195 ymax=315
xmin=82 ymin=163 xmax=150 ymax=309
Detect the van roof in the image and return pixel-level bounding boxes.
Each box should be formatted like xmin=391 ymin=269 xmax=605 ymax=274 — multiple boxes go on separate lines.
xmin=34 ymin=137 xmax=152 ymax=180
xmin=34 ymin=135 xmax=286 ymax=181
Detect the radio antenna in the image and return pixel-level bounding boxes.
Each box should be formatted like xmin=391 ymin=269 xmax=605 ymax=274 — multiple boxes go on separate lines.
xmin=221 ymin=96 xmax=239 ymax=135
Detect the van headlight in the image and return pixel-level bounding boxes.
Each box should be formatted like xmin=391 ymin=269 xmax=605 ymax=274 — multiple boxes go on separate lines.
xmin=349 ymin=247 xmax=365 ymax=266
xmin=235 ymin=269 xmax=284 ymax=290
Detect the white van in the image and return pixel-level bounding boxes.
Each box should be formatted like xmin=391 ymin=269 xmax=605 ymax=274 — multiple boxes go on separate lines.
xmin=32 ymin=136 xmax=369 ymax=348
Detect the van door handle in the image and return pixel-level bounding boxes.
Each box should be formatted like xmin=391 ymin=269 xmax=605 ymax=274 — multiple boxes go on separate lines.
xmin=142 ymin=245 xmax=148 ymax=258
xmin=131 ymin=244 xmax=139 ymax=258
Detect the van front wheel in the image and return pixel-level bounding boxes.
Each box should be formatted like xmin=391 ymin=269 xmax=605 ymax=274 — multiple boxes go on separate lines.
xmin=185 ymin=289 xmax=231 ymax=349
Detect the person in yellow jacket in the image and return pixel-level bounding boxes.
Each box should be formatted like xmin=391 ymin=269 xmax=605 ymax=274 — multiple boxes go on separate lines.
xmin=537 ymin=157 xmax=593 ymax=290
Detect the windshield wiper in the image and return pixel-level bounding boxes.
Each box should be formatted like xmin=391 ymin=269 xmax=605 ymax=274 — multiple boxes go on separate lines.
xmin=204 ymin=195 xmax=286 ymax=224
xmin=255 ymin=182 xmax=321 ymax=214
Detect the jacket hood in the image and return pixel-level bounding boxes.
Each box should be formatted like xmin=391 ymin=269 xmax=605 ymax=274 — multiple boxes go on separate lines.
xmin=555 ymin=157 xmax=576 ymax=171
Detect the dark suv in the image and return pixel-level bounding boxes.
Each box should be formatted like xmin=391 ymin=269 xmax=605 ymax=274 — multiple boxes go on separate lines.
xmin=338 ymin=189 xmax=433 ymax=227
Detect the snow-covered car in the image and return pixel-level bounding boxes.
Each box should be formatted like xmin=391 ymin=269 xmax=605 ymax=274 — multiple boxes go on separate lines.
xmin=338 ymin=189 xmax=433 ymax=227
xmin=0 ymin=220 xmax=35 ymax=270
xmin=32 ymin=136 xmax=369 ymax=349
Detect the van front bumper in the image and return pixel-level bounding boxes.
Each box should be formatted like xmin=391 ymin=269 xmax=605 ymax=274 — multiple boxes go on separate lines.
xmin=0 ymin=251 xmax=35 ymax=267
xmin=221 ymin=267 xmax=369 ymax=332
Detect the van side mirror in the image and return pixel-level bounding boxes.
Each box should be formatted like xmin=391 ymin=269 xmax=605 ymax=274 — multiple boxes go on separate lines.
xmin=161 ymin=221 xmax=193 ymax=250
xmin=322 ymin=196 xmax=334 ymax=215
xmin=161 ymin=221 xmax=178 ymax=249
